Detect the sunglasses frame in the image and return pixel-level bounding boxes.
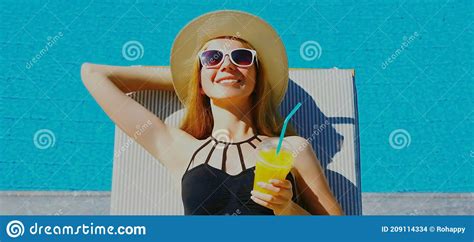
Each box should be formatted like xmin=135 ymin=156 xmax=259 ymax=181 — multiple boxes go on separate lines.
xmin=198 ymin=48 xmax=258 ymax=68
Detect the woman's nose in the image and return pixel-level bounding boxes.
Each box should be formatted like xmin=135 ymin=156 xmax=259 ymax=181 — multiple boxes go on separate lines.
xmin=220 ymin=55 xmax=236 ymax=71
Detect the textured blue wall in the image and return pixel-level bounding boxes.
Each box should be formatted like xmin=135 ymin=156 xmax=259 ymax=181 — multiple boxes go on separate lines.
xmin=0 ymin=0 xmax=472 ymax=192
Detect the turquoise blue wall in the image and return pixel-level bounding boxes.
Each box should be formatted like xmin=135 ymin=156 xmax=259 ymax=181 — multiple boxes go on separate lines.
xmin=1 ymin=0 xmax=472 ymax=192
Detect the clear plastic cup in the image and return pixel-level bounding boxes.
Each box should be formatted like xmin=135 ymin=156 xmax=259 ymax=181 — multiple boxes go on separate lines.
xmin=253 ymin=138 xmax=294 ymax=195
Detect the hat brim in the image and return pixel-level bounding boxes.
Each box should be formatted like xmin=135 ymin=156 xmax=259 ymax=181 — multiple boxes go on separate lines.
xmin=170 ymin=10 xmax=288 ymax=106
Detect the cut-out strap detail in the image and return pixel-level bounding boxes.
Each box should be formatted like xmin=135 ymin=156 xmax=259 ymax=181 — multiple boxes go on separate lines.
xmin=210 ymin=133 xmax=258 ymax=145
xmin=185 ymin=139 xmax=212 ymax=172
xmin=204 ymin=141 xmax=218 ymax=165
xmin=184 ymin=134 xmax=261 ymax=175
xmin=236 ymin=144 xmax=246 ymax=170
xmin=221 ymin=143 xmax=230 ymax=172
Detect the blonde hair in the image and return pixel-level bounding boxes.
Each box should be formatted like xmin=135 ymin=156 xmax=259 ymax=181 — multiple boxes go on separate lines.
xmin=180 ymin=37 xmax=297 ymax=139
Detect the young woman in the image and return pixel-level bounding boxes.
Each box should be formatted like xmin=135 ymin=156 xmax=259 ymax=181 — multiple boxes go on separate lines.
xmin=81 ymin=10 xmax=343 ymax=215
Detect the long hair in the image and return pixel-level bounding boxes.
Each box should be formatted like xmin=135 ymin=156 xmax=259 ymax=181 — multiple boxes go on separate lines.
xmin=180 ymin=37 xmax=297 ymax=139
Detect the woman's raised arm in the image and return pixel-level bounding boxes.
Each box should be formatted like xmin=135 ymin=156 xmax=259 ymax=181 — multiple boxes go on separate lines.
xmin=82 ymin=64 xmax=175 ymax=93
xmin=80 ymin=63 xmax=195 ymax=175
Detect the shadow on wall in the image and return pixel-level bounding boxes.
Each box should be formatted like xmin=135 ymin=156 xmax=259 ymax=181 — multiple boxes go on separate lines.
xmin=280 ymin=79 xmax=361 ymax=215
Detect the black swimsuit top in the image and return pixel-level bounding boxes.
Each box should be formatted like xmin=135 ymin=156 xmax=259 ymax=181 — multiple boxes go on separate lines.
xmin=181 ymin=134 xmax=298 ymax=215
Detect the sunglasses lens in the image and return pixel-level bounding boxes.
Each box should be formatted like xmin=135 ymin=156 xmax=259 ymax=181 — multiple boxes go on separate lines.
xmin=200 ymin=50 xmax=223 ymax=67
xmin=231 ymin=49 xmax=253 ymax=66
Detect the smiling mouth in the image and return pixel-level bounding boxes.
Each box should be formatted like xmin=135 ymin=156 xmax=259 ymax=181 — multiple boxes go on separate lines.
xmin=215 ymin=79 xmax=242 ymax=85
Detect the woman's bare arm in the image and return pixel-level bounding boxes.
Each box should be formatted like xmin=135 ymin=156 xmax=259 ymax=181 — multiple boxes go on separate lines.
xmin=83 ymin=64 xmax=175 ymax=93
xmin=289 ymin=136 xmax=345 ymax=215
xmin=80 ymin=63 xmax=195 ymax=175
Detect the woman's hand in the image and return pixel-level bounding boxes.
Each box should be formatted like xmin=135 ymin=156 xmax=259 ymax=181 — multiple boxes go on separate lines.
xmin=250 ymin=179 xmax=295 ymax=215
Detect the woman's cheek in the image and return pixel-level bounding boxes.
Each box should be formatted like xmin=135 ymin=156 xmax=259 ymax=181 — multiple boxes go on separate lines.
xmin=200 ymin=70 xmax=212 ymax=84
xmin=242 ymin=68 xmax=256 ymax=84
xmin=200 ymin=71 xmax=214 ymax=89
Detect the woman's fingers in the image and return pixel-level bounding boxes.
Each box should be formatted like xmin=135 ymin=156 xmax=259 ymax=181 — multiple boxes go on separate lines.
xmin=251 ymin=190 xmax=286 ymax=205
xmin=250 ymin=195 xmax=273 ymax=209
xmin=269 ymin=179 xmax=292 ymax=189
xmin=251 ymin=190 xmax=273 ymax=201
xmin=251 ymin=179 xmax=294 ymax=212
xmin=256 ymin=182 xmax=280 ymax=193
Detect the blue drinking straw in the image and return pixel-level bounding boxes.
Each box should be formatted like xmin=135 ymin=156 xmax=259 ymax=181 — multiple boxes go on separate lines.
xmin=276 ymin=102 xmax=302 ymax=155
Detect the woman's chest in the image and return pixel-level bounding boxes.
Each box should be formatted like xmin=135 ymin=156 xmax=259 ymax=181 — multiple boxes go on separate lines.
xmin=187 ymin=140 xmax=259 ymax=176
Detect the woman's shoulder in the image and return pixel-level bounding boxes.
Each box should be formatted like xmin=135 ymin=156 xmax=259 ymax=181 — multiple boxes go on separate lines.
xmin=285 ymin=135 xmax=308 ymax=145
xmin=257 ymin=134 xmax=306 ymax=141
xmin=257 ymin=135 xmax=309 ymax=151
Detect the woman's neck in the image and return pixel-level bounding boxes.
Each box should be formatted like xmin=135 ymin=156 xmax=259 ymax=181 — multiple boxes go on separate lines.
xmin=210 ymin=97 xmax=256 ymax=141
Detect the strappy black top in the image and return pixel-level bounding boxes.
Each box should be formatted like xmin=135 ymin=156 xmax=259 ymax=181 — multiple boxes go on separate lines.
xmin=181 ymin=134 xmax=298 ymax=215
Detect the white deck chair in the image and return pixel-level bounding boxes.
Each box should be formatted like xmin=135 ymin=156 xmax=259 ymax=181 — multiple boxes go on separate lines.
xmin=111 ymin=68 xmax=362 ymax=215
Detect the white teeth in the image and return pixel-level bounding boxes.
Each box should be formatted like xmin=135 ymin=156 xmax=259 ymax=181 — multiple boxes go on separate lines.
xmin=218 ymin=79 xmax=240 ymax=84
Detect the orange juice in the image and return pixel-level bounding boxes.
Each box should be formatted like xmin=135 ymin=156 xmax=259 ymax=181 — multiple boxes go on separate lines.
xmin=253 ymin=147 xmax=294 ymax=195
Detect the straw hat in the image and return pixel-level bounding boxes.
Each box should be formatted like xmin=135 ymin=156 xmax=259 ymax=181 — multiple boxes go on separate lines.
xmin=170 ymin=10 xmax=289 ymax=106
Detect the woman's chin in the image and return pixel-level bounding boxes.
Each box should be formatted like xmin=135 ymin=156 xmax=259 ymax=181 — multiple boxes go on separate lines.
xmin=209 ymin=92 xmax=252 ymax=102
